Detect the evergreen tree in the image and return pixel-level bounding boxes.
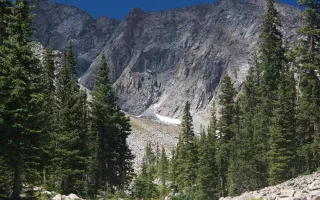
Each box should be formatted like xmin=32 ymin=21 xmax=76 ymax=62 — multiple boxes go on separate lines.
xmin=227 ymin=53 xmax=266 ymax=193
xmin=216 ymin=75 xmax=236 ymax=197
xmin=259 ymin=0 xmax=285 ymax=93
xmin=0 ymin=0 xmax=13 ymax=197
xmin=89 ymin=53 xmax=133 ymax=196
xmin=156 ymin=142 xmax=161 ymax=174
xmin=51 ymin=42 xmax=88 ymax=195
xmin=159 ymin=146 xmax=169 ymax=199
xmin=176 ymin=102 xmax=198 ymax=190
xmin=268 ymin=68 xmax=297 ymax=185
xmin=296 ymin=0 xmax=320 ymax=172
xmin=252 ymin=0 xmax=286 ymax=188
xmin=196 ymin=103 xmax=218 ymax=200
xmin=39 ymin=48 xmax=56 ymax=188
xmin=133 ymin=142 xmax=159 ymax=200
xmin=0 ymin=0 xmax=11 ymax=45
xmin=227 ymin=101 xmax=241 ymax=196
xmin=0 ymin=0 xmax=45 ymax=198
xmin=169 ymin=148 xmax=178 ymax=193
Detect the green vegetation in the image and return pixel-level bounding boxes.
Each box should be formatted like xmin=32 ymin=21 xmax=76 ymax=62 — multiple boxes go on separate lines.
xmin=1 ymin=0 xmax=319 ymax=199
xmin=132 ymin=0 xmax=320 ymax=199
xmin=0 ymin=1 xmax=133 ymax=199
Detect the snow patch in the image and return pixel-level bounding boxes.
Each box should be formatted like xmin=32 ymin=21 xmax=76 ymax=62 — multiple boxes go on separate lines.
xmin=154 ymin=103 xmax=181 ymax=125
xmin=155 ymin=113 xmax=181 ymax=125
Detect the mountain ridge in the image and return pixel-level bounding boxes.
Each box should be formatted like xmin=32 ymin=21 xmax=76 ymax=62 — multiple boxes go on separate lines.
xmin=32 ymin=0 xmax=300 ymax=127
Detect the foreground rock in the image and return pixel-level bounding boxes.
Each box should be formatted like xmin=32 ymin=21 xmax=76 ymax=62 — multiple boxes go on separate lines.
xmin=52 ymin=193 xmax=82 ymax=200
xmin=220 ymin=172 xmax=320 ymax=200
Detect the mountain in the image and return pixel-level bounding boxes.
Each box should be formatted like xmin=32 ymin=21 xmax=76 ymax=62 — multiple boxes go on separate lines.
xmin=32 ymin=0 xmax=120 ymax=75
xmin=32 ymin=0 xmax=300 ymax=125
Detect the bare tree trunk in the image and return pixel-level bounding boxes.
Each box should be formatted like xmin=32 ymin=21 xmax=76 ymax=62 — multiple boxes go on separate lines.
xmin=11 ymin=166 xmax=21 ymax=200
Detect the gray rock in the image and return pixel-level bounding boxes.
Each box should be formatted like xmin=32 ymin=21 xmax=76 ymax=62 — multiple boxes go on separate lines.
xmin=282 ymin=190 xmax=296 ymax=197
xmin=32 ymin=0 xmax=120 ymax=76
xmin=309 ymin=181 xmax=320 ymax=191
xmin=32 ymin=0 xmax=300 ymax=127
xmin=310 ymin=191 xmax=320 ymax=198
xmin=313 ymin=196 xmax=320 ymax=200
xmin=295 ymin=191 xmax=303 ymax=198
xmin=220 ymin=172 xmax=320 ymax=200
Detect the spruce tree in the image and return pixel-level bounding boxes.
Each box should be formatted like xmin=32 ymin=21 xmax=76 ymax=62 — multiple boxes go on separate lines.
xmin=259 ymin=0 xmax=285 ymax=93
xmin=216 ymin=75 xmax=236 ymax=197
xmin=196 ymin=103 xmax=218 ymax=200
xmin=176 ymin=102 xmax=198 ymax=190
xmin=40 ymin=48 xmax=56 ymax=188
xmin=268 ymin=68 xmax=297 ymax=185
xmin=52 ymin=42 xmax=88 ymax=195
xmin=133 ymin=142 xmax=158 ymax=199
xmin=0 ymin=1 xmax=13 ymax=197
xmin=227 ymin=101 xmax=242 ymax=196
xmin=0 ymin=0 xmax=11 ymax=45
xmin=0 ymin=0 xmax=45 ymax=198
xmin=296 ymin=0 xmax=320 ymax=172
xmin=159 ymin=146 xmax=169 ymax=199
xmin=89 ymin=53 xmax=133 ymax=196
xmin=169 ymin=148 xmax=178 ymax=193
xmin=227 ymin=53 xmax=266 ymax=193
xmin=252 ymin=0 xmax=286 ymax=187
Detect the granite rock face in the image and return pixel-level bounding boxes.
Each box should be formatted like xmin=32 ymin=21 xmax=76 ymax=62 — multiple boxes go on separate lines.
xmin=220 ymin=172 xmax=320 ymax=200
xmin=32 ymin=0 xmax=120 ymax=76
xmin=32 ymin=0 xmax=300 ymax=124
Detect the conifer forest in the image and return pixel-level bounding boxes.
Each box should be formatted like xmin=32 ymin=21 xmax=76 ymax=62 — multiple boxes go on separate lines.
xmin=0 ymin=0 xmax=319 ymax=199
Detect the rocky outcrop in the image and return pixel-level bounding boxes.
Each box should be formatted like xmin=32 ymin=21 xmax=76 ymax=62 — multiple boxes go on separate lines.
xmin=32 ymin=0 xmax=120 ymax=76
xmin=220 ymin=172 xmax=320 ymax=200
xmin=32 ymin=43 xmax=62 ymax=70
xmin=32 ymin=0 xmax=300 ymax=126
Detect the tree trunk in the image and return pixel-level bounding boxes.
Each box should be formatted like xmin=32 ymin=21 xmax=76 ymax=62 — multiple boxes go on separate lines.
xmin=11 ymin=166 xmax=21 ymax=200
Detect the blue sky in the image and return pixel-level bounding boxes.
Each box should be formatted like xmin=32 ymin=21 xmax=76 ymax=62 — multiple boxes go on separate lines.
xmin=51 ymin=0 xmax=298 ymax=20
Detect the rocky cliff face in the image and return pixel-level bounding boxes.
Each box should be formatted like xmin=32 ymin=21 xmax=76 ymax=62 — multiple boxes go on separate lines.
xmin=32 ymin=0 xmax=300 ymax=125
xmin=32 ymin=0 xmax=120 ymax=75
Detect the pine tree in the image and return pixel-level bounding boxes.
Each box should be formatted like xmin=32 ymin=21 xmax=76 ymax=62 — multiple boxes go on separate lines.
xmin=41 ymin=48 xmax=56 ymax=132
xmin=89 ymin=53 xmax=133 ymax=196
xmin=0 ymin=0 xmax=13 ymax=197
xmin=227 ymin=101 xmax=241 ymax=196
xmin=133 ymin=142 xmax=159 ymax=200
xmin=196 ymin=103 xmax=218 ymax=200
xmin=52 ymin=42 xmax=88 ymax=195
xmin=0 ymin=0 xmax=45 ymax=198
xmin=176 ymin=102 xmax=198 ymax=190
xmin=40 ymin=48 xmax=56 ymax=188
xmin=251 ymin=0 xmax=286 ymax=188
xmin=0 ymin=0 xmax=11 ymax=45
xmin=296 ymin=0 xmax=320 ymax=172
xmin=268 ymin=68 xmax=297 ymax=185
xmin=159 ymin=146 xmax=169 ymax=199
xmin=227 ymin=53 xmax=266 ymax=193
xmin=156 ymin=142 xmax=161 ymax=175
xmin=216 ymin=75 xmax=236 ymax=197
xmin=169 ymin=148 xmax=178 ymax=193
xmin=259 ymin=0 xmax=285 ymax=93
